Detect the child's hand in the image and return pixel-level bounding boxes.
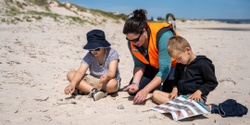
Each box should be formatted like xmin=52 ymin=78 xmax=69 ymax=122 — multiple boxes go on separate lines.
xmin=169 ymin=87 xmax=178 ymax=100
xmin=64 ymin=84 xmax=75 ymax=95
xmin=169 ymin=93 xmax=178 ymax=100
xmin=100 ymin=74 xmax=108 ymax=83
xmin=188 ymin=90 xmax=203 ymax=102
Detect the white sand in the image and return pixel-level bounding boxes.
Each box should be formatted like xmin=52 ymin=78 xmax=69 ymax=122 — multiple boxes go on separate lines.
xmin=1 ymin=2 xmax=250 ymax=125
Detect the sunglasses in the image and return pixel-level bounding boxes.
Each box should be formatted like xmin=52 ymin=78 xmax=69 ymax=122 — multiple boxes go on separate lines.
xmin=126 ymin=32 xmax=143 ymax=43
xmin=89 ymin=48 xmax=101 ymax=52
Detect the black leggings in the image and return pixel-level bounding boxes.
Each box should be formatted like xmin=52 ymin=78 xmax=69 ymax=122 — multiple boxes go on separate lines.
xmin=129 ymin=65 xmax=175 ymax=94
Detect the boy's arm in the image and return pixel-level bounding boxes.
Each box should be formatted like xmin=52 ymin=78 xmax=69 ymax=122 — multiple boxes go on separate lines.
xmin=199 ymin=61 xmax=218 ymax=95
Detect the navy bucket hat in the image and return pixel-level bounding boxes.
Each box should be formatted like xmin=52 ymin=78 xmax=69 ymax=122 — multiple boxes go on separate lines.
xmin=83 ymin=29 xmax=111 ymax=50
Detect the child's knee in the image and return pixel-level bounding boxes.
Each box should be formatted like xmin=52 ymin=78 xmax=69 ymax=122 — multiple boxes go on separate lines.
xmin=152 ymin=90 xmax=161 ymax=100
xmin=152 ymin=90 xmax=161 ymax=96
xmin=105 ymin=80 xmax=119 ymax=93
xmin=67 ymin=70 xmax=76 ymax=81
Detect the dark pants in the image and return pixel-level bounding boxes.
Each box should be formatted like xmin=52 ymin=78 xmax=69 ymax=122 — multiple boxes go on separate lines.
xmin=129 ymin=65 xmax=176 ymax=95
xmin=162 ymin=66 xmax=176 ymax=93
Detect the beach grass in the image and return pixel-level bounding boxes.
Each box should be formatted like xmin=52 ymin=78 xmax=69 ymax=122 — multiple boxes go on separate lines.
xmin=0 ymin=0 xmax=126 ymax=25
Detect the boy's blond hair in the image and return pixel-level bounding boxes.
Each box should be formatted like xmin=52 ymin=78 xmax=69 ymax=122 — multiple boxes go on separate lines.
xmin=167 ymin=36 xmax=191 ymax=57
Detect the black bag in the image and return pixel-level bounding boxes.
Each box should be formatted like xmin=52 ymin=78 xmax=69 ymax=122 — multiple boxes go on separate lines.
xmin=211 ymin=99 xmax=248 ymax=117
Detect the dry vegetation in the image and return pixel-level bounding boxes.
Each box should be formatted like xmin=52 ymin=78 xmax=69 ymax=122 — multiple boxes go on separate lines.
xmin=0 ymin=0 xmax=128 ymax=25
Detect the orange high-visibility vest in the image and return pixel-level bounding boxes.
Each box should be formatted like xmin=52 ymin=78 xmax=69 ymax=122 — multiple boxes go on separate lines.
xmin=130 ymin=22 xmax=178 ymax=69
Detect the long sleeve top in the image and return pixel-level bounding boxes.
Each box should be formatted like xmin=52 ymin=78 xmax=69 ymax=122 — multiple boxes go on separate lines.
xmin=173 ymin=55 xmax=218 ymax=96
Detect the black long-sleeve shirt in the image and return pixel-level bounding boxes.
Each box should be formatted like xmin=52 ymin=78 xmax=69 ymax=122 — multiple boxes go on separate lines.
xmin=173 ymin=55 xmax=218 ymax=96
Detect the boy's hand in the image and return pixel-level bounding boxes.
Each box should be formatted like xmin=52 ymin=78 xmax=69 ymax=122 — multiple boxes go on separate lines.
xmin=169 ymin=87 xmax=178 ymax=100
xmin=188 ymin=90 xmax=203 ymax=102
xmin=64 ymin=84 xmax=75 ymax=95
xmin=169 ymin=92 xmax=178 ymax=100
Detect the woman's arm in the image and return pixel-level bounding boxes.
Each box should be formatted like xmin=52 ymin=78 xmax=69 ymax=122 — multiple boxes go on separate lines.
xmin=127 ymin=41 xmax=145 ymax=83
xmin=132 ymin=67 xmax=145 ymax=83
xmin=157 ymin=30 xmax=174 ymax=81
xmin=133 ymin=31 xmax=174 ymax=104
xmin=142 ymin=31 xmax=174 ymax=92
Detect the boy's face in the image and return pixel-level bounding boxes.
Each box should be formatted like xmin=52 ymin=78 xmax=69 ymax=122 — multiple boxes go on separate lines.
xmin=172 ymin=48 xmax=191 ymax=65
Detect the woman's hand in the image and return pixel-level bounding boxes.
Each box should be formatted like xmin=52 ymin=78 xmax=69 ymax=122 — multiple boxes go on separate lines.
xmin=123 ymin=84 xmax=139 ymax=94
xmin=133 ymin=89 xmax=148 ymax=104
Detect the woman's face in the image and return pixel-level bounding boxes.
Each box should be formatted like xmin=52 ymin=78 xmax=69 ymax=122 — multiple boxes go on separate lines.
xmin=126 ymin=30 xmax=145 ymax=47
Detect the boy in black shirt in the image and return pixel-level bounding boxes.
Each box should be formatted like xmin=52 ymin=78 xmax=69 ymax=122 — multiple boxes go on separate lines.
xmin=152 ymin=36 xmax=218 ymax=104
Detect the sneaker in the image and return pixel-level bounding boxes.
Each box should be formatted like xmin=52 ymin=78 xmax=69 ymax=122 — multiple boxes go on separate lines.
xmin=73 ymin=88 xmax=87 ymax=95
xmin=88 ymin=88 xmax=97 ymax=98
xmin=88 ymin=88 xmax=107 ymax=101
xmin=73 ymin=88 xmax=79 ymax=95
xmin=93 ymin=90 xmax=107 ymax=101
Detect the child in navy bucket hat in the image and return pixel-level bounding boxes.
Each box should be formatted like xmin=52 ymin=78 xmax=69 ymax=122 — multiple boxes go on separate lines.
xmin=64 ymin=29 xmax=121 ymax=101
xmin=83 ymin=29 xmax=111 ymax=50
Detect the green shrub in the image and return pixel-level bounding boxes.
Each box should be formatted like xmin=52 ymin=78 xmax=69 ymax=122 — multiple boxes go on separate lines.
xmin=89 ymin=9 xmax=127 ymax=21
xmin=5 ymin=7 xmax=20 ymax=16
xmin=28 ymin=0 xmax=49 ymax=6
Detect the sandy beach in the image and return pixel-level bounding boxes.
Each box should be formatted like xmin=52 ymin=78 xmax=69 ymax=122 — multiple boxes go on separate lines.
xmin=1 ymin=1 xmax=250 ymax=125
